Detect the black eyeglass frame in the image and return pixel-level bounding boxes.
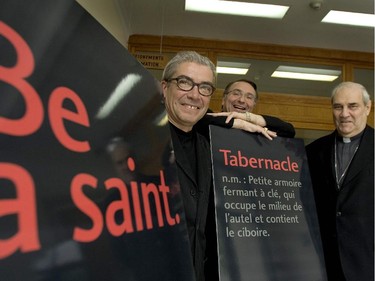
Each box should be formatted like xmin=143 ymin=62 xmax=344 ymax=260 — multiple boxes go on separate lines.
xmin=227 ymin=89 xmax=257 ymax=101
xmin=166 ymin=75 xmax=216 ymax=97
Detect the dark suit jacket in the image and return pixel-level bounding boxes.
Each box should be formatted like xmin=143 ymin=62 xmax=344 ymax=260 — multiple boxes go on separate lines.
xmin=170 ymin=124 xmax=213 ymax=281
xmin=306 ymin=125 xmax=374 ymax=281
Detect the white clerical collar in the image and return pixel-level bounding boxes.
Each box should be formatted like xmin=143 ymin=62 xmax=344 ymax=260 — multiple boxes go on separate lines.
xmin=336 ymin=131 xmax=364 ymax=144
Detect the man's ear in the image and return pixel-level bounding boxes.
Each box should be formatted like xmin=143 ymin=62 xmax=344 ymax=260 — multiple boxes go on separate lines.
xmin=160 ymin=80 xmax=168 ymax=98
xmin=365 ymin=100 xmax=372 ymax=116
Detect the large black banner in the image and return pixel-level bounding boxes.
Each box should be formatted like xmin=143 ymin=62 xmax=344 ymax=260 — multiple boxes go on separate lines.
xmin=209 ymin=126 xmax=326 ymax=281
xmin=0 ymin=1 xmax=195 ymax=280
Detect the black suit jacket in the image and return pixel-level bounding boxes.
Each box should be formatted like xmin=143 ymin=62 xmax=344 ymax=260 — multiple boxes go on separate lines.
xmin=170 ymin=124 xmax=213 ymax=281
xmin=306 ymin=126 xmax=374 ymax=281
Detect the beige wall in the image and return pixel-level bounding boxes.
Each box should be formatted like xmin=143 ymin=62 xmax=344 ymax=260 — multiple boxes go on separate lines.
xmin=76 ymin=0 xmax=129 ymax=47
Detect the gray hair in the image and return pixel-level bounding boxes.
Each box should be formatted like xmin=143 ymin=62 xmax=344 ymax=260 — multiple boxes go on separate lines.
xmin=162 ymin=51 xmax=216 ymax=84
xmin=331 ymin=81 xmax=371 ymax=104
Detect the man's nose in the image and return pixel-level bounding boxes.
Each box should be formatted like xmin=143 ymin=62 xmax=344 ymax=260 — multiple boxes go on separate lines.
xmin=340 ymin=106 xmax=350 ymax=116
xmin=187 ymin=85 xmax=200 ymax=98
xmin=238 ymin=93 xmax=246 ymax=102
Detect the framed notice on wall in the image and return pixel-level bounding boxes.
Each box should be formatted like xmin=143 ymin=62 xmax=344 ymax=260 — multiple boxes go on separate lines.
xmin=209 ymin=125 xmax=327 ymax=281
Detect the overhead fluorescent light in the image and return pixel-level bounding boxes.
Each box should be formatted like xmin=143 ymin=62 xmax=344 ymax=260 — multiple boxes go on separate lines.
xmin=271 ymin=66 xmax=341 ymax=82
xmin=322 ymin=10 xmax=375 ymax=28
xmin=216 ymin=61 xmax=250 ymax=75
xmin=217 ymin=67 xmax=248 ymax=75
xmin=185 ymin=0 xmax=289 ymax=19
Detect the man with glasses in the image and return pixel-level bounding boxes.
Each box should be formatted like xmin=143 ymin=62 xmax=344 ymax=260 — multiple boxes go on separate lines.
xmin=223 ymin=79 xmax=294 ymax=137
xmin=161 ymin=51 xmax=218 ymax=281
xmin=161 ymin=51 xmax=273 ymax=281
xmin=196 ymin=79 xmax=295 ymax=139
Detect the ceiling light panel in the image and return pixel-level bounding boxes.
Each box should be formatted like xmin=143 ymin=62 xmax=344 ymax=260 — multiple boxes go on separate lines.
xmin=271 ymin=66 xmax=341 ymax=82
xmin=217 ymin=67 xmax=248 ymax=75
xmin=185 ymin=0 xmax=289 ymax=19
xmin=217 ymin=61 xmax=250 ymax=74
xmin=322 ymin=10 xmax=375 ymax=28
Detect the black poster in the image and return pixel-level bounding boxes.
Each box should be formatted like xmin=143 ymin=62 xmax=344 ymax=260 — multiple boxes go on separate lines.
xmin=0 ymin=1 xmax=195 ymax=281
xmin=209 ymin=125 xmax=326 ymax=281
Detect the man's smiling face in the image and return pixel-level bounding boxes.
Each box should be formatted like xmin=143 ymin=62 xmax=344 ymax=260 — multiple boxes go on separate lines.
xmin=222 ymin=81 xmax=257 ymax=113
xmin=161 ymin=62 xmax=213 ymax=132
xmin=332 ymin=84 xmax=371 ymax=138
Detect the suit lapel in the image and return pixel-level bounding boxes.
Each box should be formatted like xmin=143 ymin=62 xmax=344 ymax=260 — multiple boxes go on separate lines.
xmin=342 ymin=126 xmax=374 ymax=186
xmin=195 ymin=135 xmax=211 ymax=193
xmin=170 ymin=128 xmax=198 ymax=186
xmin=325 ymin=132 xmax=337 ymax=185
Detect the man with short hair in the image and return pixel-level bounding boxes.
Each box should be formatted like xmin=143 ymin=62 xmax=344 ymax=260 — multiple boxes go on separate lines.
xmin=306 ymin=81 xmax=374 ymax=281
xmin=161 ymin=51 xmax=218 ymax=281
xmin=161 ymin=51 xmax=280 ymax=280
xmin=221 ymin=79 xmax=295 ymax=137
xmin=196 ymin=79 xmax=295 ymax=138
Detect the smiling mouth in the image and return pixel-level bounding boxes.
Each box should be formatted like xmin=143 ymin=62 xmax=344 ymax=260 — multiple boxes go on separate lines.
xmin=184 ymin=104 xmax=200 ymax=110
xmin=233 ymin=104 xmax=247 ymax=112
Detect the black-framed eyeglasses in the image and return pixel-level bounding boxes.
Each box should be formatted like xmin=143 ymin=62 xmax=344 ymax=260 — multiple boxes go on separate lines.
xmin=166 ymin=75 xmax=215 ymax=96
xmin=227 ymin=89 xmax=256 ymax=101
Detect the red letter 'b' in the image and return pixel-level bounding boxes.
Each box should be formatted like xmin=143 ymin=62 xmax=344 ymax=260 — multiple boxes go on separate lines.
xmin=0 ymin=21 xmax=44 ymax=136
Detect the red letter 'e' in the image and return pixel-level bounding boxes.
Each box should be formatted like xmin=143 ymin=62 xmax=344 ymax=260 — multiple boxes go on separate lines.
xmin=49 ymin=87 xmax=90 ymax=152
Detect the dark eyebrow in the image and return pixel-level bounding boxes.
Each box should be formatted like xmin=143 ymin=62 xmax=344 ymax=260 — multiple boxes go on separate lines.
xmin=231 ymin=88 xmax=255 ymax=94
